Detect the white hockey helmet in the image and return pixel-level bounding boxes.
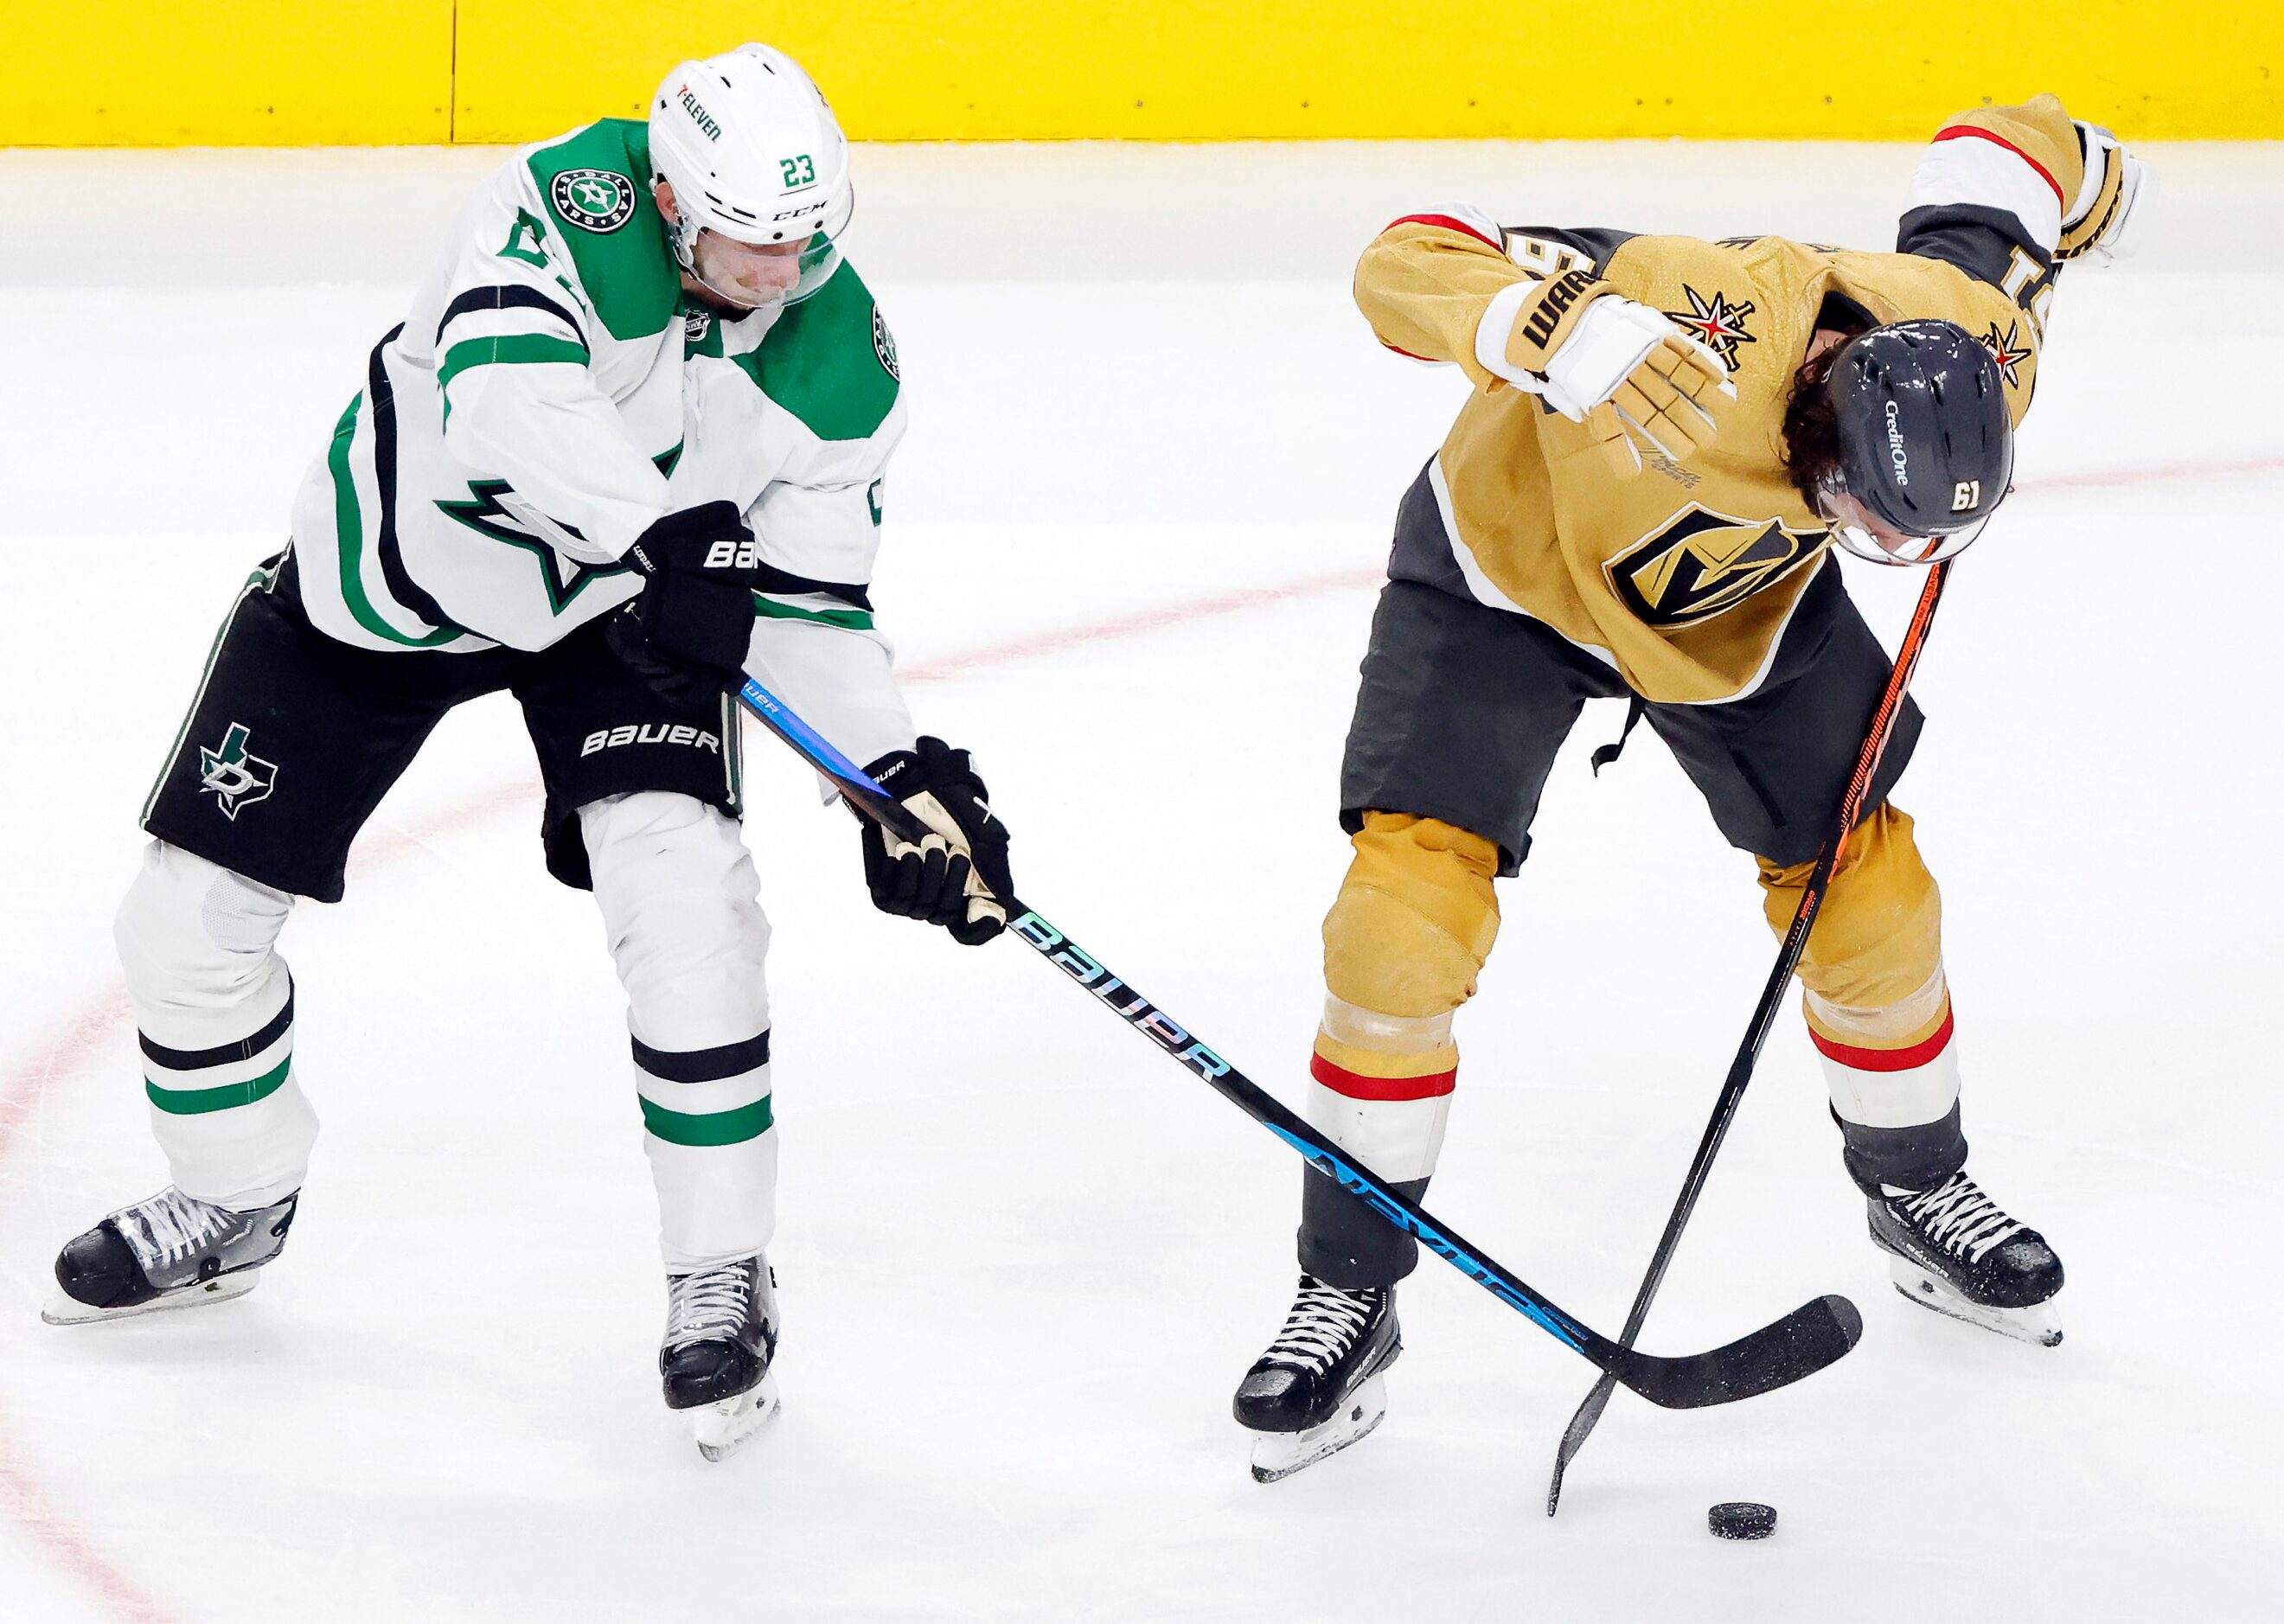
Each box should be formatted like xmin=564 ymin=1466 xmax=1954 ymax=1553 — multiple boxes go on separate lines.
xmin=648 ymin=44 xmax=855 ymax=304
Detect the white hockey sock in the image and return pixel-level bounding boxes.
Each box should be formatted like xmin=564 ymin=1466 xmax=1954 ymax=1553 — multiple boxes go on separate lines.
xmin=582 ymin=793 xmax=776 ymax=1269
xmin=1307 ymin=997 xmax=1458 ymax=1183
xmin=116 ymin=841 xmax=315 ymax=1210
xmin=635 ymin=1032 xmax=778 ymax=1270
xmin=1807 ymin=974 xmax=1961 ymax=1131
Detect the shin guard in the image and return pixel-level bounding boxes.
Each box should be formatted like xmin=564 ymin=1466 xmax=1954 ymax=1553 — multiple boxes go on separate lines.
xmin=115 ymin=841 xmax=314 ymax=1210
xmin=1302 ymin=814 xmax=1499 ymax=1286
xmin=1759 ymin=807 xmax=1967 ymax=1194
xmin=584 ymin=793 xmax=776 ymax=1269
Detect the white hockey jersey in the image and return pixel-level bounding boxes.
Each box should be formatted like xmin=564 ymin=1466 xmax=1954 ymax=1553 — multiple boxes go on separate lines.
xmin=287 ymin=118 xmax=916 ymax=760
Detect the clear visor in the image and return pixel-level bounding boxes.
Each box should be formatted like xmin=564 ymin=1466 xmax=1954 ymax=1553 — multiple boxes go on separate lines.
xmin=688 ymin=227 xmax=841 ymax=310
xmin=1814 ymin=471 xmax=1995 ymax=567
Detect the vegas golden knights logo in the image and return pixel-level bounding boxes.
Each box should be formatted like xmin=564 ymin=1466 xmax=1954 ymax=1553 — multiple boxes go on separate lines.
xmin=1606 ymin=504 xmax=1822 ymax=629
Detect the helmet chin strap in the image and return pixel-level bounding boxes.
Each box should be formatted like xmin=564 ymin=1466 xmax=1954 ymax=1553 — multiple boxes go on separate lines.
xmin=662 ymin=199 xmax=703 ymax=273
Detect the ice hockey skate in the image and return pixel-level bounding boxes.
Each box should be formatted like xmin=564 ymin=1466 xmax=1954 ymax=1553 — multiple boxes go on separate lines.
xmin=43 ymin=1186 xmax=298 ymax=1326
xmin=1233 ymin=1274 xmax=1399 ymax=1482
xmin=1869 ymin=1170 xmax=2063 ymax=1346
xmin=662 ymin=1255 xmax=781 ymax=1461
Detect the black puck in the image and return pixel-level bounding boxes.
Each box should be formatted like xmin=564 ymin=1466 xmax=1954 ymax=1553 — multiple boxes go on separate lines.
xmin=1708 ymin=1501 xmax=1776 ymax=1540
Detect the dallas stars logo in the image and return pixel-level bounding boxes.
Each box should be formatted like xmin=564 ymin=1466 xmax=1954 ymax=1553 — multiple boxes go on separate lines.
xmin=435 ymin=446 xmax=680 ymax=616
xmin=1662 ymin=285 xmax=1759 ymax=372
xmin=437 ymin=481 xmax=630 ymax=615
xmin=1980 ymin=320 xmax=2032 ymax=387
xmin=549 ymin=169 xmax=636 ymax=234
xmin=197 ymin=723 xmax=277 ymax=820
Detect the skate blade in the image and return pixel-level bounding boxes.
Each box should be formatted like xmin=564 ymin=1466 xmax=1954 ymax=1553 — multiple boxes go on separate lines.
xmin=1248 ymin=1373 xmax=1387 ymax=1484
xmin=1889 ymin=1258 xmax=2063 ymax=1347
xmin=40 ymin=1269 xmax=261 ymax=1327
xmin=693 ymin=1371 xmax=781 ymax=1463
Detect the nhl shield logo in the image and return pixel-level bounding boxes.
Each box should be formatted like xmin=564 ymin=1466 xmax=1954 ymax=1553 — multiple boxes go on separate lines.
xmin=197 ymin=722 xmax=278 ymax=820
xmin=551 ymin=169 xmax=637 ymax=233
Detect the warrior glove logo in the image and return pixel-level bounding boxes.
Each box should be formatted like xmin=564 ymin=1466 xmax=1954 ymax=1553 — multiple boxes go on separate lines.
xmin=1517 ymin=270 xmax=1602 ymax=353
xmin=1607 ymin=504 xmax=1823 ymax=629
xmin=550 ymin=169 xmax=637 ymax=234
xmin=197 ymin=723 xmax=278 ymax=820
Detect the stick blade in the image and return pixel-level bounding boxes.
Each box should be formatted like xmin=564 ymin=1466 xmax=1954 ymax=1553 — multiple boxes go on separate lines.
xmin=1612 ymin=1293 xmax=1863 ymax=1410
xmin=1545 ymin=1372 xmax=1617 ymax=1515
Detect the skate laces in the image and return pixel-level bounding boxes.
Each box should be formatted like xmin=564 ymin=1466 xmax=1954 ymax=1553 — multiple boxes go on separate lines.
xmin=666 ymin=1262 xmax=755 ymax=1346
xmin=1263 ymin=1276 xmax=1382 ymax=1376
xmin=1898 ymin=1173 xmax=2024 ymax=1263
xmin=115 ymin=1186 xmax=235 ymax=1269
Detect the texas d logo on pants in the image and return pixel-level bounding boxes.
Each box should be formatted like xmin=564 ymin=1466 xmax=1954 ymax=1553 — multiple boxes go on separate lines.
xmin=198 ymin=722 xmax=278 ymax=820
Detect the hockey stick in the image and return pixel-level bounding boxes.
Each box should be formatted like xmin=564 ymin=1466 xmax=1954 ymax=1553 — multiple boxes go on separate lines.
xmin=1545 ymin=559 xmax=1951 ymax=1512
xmin=734 ymin=675 xmax=1863 ymax=1410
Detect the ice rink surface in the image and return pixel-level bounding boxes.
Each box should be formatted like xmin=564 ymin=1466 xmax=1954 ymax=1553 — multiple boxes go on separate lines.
xmin=1 ymin=136 xmax=2279 ymax=1622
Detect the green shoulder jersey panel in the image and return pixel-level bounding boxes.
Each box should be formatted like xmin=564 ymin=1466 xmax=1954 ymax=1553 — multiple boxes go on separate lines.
xmin=733 ymin=262 xmax=902 ymax=442
xmin=527 ymin=120 xmax=679 ymax=343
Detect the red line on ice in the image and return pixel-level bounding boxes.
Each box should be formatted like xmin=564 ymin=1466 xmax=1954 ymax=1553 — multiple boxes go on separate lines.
xmin=0 ymin=788 xmax=540 ymax=1624
xmin=896 ymin=567 xmax=1385 ymax=682
xmin=0 ymin=991 xmax=175 ymax=1624
xmin=2025 ymin=454 xmax=2284 ymax=494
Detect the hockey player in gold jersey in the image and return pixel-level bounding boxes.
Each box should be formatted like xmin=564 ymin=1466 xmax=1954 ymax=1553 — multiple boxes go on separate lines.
xmin=1234 ymin=96 xmax=2148 ymax=1482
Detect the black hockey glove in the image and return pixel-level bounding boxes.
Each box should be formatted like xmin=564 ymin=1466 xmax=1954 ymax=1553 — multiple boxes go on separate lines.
xmin=860 ymin=737 xmax=1014 ymax=946
xmin=609 ymin=501 xmax=760 ymax=700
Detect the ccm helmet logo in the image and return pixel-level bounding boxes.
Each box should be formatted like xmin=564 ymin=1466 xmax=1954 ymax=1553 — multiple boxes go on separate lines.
xmin=1951 ymin=479 xmax=1982 ymax=512
xmin=703 ymin=539 xmax=763 ymax=570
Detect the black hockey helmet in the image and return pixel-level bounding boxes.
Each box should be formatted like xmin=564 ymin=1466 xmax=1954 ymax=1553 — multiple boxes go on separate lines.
xmin=1817 ymin=319 xmax=2014 ymax=566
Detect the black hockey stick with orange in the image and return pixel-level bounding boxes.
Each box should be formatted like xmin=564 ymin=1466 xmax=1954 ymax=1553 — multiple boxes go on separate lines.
xmin=1545 ymin=559 xmax=1951 ymax=1512
xmin=733 ymin=675 xmax=1863 ymax=1411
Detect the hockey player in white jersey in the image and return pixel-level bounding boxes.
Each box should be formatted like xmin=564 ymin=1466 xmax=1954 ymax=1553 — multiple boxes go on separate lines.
xmin=45 ymin=45 xmax=1010 ymax=1463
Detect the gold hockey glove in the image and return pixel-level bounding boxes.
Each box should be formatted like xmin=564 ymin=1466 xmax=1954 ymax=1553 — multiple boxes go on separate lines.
xmin=1484 ymin=278 xmax=1736 ymax=477
xmin=1596 ymin=329 xmax=1735 ymax=472
xmin=1497 ymin=269 xmax=1616 ymax=374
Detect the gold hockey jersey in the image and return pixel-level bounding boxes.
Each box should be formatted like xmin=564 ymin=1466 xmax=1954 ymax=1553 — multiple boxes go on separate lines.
xmin=1358 ymin=97 xmax=2089 ymax=704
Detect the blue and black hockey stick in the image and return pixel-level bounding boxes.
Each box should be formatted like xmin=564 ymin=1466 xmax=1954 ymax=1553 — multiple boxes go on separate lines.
xmin=735 ymin=675 xmax=1862 ymax=1411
